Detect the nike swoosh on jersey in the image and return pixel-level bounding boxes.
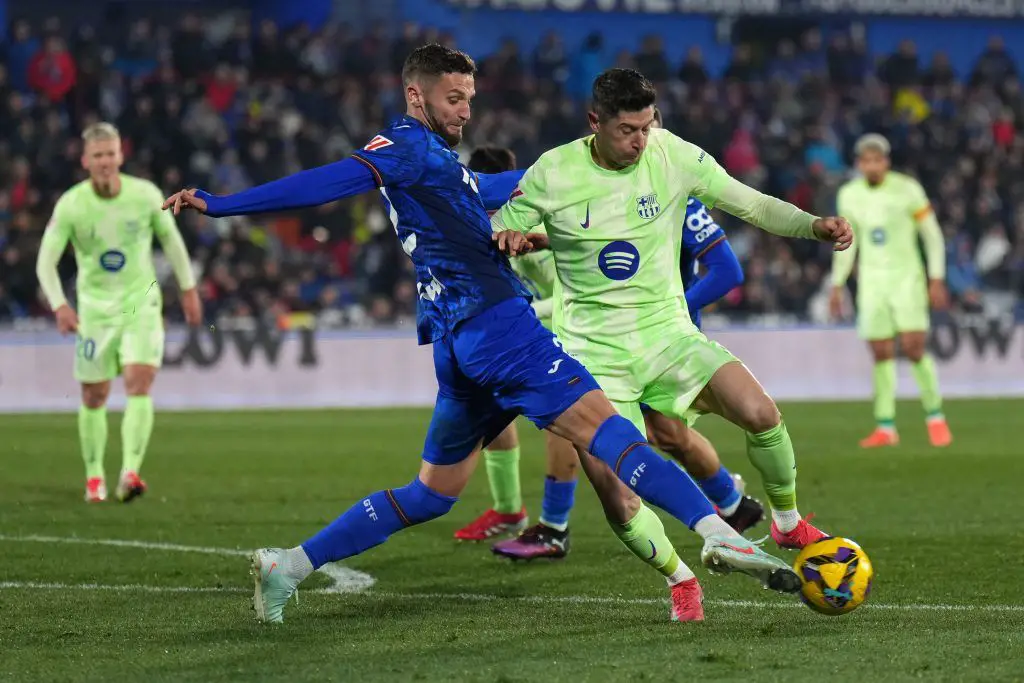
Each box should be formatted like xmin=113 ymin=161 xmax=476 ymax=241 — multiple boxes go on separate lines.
xmin=580 ymin=202 xmax=590 ymax=229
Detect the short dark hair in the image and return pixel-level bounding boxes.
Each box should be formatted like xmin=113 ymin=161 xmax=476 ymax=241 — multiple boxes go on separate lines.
xmin=591 ymin=68 xmax=657 ymax=121
xmin=402 ymin=44 xmax=476 ymax=86
xmin=468 ymin=147 xmax=517 ymax=174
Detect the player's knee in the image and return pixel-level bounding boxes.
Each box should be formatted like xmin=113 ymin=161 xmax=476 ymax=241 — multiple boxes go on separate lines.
xmin=123 ymin=365 xmax=156 ymax=396
xmin=740 ymin=396 xmax=781 ymax=435
xmin=81 ymin=383 xmax=109 ymax=409
xmin=902 ymin=338 xmax=927 ymax=362
xmin=391 ymin=477 xmax=458 ymax=526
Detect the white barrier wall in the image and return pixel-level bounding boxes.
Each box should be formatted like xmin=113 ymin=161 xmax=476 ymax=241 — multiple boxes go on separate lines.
xmin=0 ymin=319 xmax=1021 ymax=413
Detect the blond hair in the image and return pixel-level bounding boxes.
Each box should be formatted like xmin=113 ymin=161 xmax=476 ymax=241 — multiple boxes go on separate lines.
xmin=81 ymin=122 xmax=121 ymax=143
xmin=854 ymin=133 xmax=890 ymax=158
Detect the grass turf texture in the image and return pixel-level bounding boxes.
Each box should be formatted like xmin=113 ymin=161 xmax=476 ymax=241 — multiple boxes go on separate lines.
xmin=1 ymin=400 xmax=1022 ymax=682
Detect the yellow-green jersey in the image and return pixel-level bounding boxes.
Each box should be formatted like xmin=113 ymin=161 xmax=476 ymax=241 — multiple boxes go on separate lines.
xmin=494 ymin=128 xmax=730 ymax=352
xmin=833 ymin=171 xmax=945 ymax=288
xmin=36 ymin=175 xmax=195 ymax=325
xmin=493 ymin=127 xmax=819 ymax=426
xmin=833 ymin=171 xmax=945 ymax=339
xmin=509 ymin=225 xmax=556 ymax=327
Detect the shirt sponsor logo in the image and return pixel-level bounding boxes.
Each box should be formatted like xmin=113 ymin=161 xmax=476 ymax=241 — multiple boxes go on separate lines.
xmin=99 ymin=249 xmax=126 ymax=272
xmin=598 ymin=240 xmax=640 ymax=281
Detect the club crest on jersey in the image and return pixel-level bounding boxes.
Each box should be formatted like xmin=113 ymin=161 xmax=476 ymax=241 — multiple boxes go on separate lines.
xmin=364 ymin=135 xmax=393 ymax=152
xmin=635 ymin=194 xmax=660 ymax=220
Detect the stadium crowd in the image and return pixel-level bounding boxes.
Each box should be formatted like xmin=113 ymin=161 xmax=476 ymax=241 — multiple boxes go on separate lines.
xmin=1 ymin=12 xmax=1023 ymax=328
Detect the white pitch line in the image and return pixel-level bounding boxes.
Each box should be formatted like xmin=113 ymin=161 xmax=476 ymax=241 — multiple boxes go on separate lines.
xmin=2 ymin=582 xmax=1022 ymax=614
xmin=2 ymin=535 xmax=1022 ymax=614
xmin=0 ymin=534 xmax=375 ymax=594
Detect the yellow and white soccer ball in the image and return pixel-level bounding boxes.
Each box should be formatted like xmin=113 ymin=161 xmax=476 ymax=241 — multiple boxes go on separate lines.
xmin=793 ymin=537 xmax=874 ymax=616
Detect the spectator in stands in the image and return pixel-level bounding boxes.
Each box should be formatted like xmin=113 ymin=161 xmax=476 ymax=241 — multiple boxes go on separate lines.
xmin=972 ymin=36 xmax=1017 ymax=88
xmin=28 ymin=35 xmax=77 ymax=104
xmin=677 ymin=46 xmax=709 ymax=90
xmin=879 ymin=39 xmax=920 ymax=89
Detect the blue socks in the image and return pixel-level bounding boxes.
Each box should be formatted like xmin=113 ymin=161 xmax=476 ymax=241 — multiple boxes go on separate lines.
xmin=301 ymin=477 xmax=457 ymax=569
xmin=589 ymin=415 xmax=715 ymax=529
xmin=697 ymin=466 xmax=741 ymax=512
xmin=539 ymin=477 xmax=576 ymax=531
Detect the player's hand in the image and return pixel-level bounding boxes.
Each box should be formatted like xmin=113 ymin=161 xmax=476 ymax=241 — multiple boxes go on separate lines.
xmin=181 ymin=287 xmax=203 ymax=326
xmin=525 ymin=232 xmax=550 ymax=251
xmin=829 ymin=287 xmax=846 ymax=321
xmin=492 ymin=230 xmax=534 ymax=257
xmin=813 ymin=217 xmax=853 ymax=252
xmin=162 ymin=189 xmax=208 ymax=215
xmin=54 ymin=304 xmax=79 ymax=335
xmin=928 ymin=279 xmax=950 ymax=311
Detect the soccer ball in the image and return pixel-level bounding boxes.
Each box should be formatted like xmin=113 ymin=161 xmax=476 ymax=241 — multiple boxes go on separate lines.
xmin=793 ymin=537 xmax=874 ymax=616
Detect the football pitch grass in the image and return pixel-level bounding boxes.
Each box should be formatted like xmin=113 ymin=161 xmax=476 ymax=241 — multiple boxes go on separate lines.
xmin=2 ymin=400 xmax=1022 ymax=682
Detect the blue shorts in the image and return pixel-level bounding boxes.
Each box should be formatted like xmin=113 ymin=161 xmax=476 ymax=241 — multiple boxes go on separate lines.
xmin=422 ymin=297 xmax=600 ymax=466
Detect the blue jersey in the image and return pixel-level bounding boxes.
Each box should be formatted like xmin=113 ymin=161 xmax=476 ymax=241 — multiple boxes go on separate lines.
xmin=681 ymin=197 xmax=728 ymax=329
xmin=352 ymin=116 xmax=531 ymax=344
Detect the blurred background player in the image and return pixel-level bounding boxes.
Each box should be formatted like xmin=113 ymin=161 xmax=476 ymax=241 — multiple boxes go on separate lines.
xmin=35 ymin=123 xmax=202 ymax=503
xmin=831 ymin=134 xmax=952 ymax=448
xmin=461 ymin=143 xmax=764 ymax=563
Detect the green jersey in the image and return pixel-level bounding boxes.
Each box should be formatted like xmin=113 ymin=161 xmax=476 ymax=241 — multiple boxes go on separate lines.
xmin=509 ymin=226 xmax=557 ymax=324
xmin=494 ymin=128 xmax=731 ymax=354
xmin=36 ymin=175 xmax=195 ymax=325
xmin=833 ymin=171 xmax=946 ymax=290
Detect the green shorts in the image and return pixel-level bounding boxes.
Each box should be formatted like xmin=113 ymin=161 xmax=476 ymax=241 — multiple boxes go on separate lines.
xmin=857 ymin=280 xmax=929 ymax=340
xmin=75 ymin=318 xmax=165 ymax=383
xmin=570 ymin=326 xmax=737 ymax=434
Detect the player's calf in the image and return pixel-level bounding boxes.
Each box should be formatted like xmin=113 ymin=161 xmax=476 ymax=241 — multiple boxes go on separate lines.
xmin=252 ymin=476 xmax=458 ymax=624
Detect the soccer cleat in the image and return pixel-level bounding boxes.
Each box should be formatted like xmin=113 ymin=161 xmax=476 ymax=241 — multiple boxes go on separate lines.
xmin=927 ymin=418 xmax=952 ymax=447
xmin=669 ymin=577 xmax=704 ymax=622
xmin=721 ymin=495 xmax=765 ymax=534
xmin=250 ymin=548 xmax=300 ymax=624
xmin=454 ymin=507 xmax=528 ymax=541
xmin=491 ymin=523 xmax=569 ymax=561
xmin=700 ymin=535 xmax=801 ymax=594
xmin=115 ymin=471 xmax=147 ymax=503
xmin=84 ymin=477 xmax=107 ymax=503
xmin=859 ymin=428 xmax=899 ymax=448
xmin=771 ymin=516 xmax=828 ymax=550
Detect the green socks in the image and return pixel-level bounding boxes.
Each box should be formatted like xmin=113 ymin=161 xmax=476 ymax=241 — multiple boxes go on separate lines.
xmin=910 ymin=354 xmax=943 ymax=417
xmin=78 ymin=406 xmax=108 ymax=480
xmin=873 ymin=359 xmax=897 ymax=427
xmin=610 ymin=505 xmax=686 ymax=580
xmin=121 ymin=396 xmax=154 ymax=474
xmin=746 ymin=422 xmax=797 ymax=512
xmin=483 ymin=447 xmax=522 ymax=514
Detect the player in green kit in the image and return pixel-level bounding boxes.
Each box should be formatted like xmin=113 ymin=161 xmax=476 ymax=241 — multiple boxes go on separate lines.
xmin=35 ymin=123 xmax=202 ymax=503
xmin=493 ymin=69 xmax=853 ymax=551
xmin=831 ymin=134 xmax=952 ymax=448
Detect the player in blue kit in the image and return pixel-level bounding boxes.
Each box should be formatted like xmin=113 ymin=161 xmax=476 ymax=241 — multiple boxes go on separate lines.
xmin=164 ymin=44 xmax=801 ymax=625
